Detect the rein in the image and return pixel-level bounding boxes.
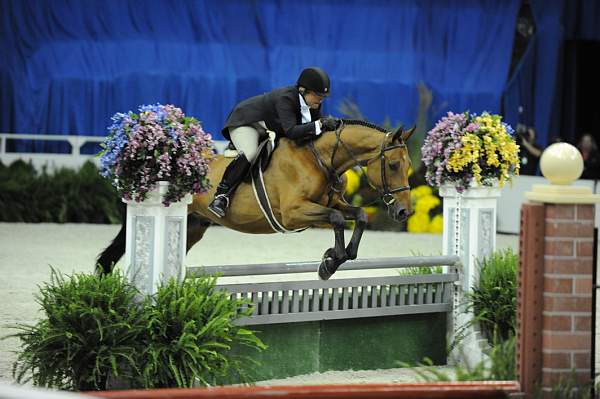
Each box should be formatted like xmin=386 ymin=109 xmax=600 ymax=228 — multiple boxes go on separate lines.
xmin=308 ymin=122 xmax=410 ymax=207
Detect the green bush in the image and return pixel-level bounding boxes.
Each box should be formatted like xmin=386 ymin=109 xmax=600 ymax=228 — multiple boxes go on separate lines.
xmin=470 ymin=248 xmax=518 ymax=342
xmin=8 ymin=271 xmax=265 ymax=391
xmin=9 ymin=269 xmax=147 ymax=390
xmin=0 ymin=160 xmax=121 ymax=223
xmin=406 ymin=334 xmax=516 ymax=382
xmin=142 ymin=276 xmax=266 ymax=388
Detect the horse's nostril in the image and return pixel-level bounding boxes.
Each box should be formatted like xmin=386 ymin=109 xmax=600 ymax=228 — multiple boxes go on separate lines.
xmin=396 ymin=208 xmax=413 ymax=221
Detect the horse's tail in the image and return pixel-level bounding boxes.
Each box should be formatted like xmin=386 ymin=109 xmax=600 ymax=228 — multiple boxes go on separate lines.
xmin=96 ymin=203 xmax=126 ymax=274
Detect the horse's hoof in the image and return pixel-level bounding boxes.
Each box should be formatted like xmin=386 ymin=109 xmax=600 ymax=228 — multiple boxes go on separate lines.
xmin=318 ymin=257 xmax=335 ymax=281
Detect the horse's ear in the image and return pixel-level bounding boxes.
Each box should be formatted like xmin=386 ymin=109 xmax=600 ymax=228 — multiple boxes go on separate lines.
xmin=392 ymin=126 xmax=404 ymax=142
xmin=401 ymin=125 xmax=416 ymax=142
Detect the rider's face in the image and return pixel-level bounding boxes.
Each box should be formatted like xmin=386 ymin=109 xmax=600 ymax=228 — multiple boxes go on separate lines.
xmin=304 ymin=91 xmax=327 ymax=109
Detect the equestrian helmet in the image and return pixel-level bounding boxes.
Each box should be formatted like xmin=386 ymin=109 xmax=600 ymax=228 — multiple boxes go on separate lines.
xmin=297 ymin=67 xmax=330 ymax=96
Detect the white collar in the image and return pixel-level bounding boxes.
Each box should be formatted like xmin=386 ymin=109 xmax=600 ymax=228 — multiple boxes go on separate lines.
xmin=299 ymin=93 xmax=309 ymax=109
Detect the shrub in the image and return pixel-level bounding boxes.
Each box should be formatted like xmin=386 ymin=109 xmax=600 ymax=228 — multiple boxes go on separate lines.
xmin=0 ymin=160 xmax=121 ymax=223
xmin=406 ymin=334 xmax=516 ymax=382
xmin=470 ymin=248 xmax=518 ymax=342
xmin=8 ymin=271 xmax=265 ymax=391
xmin=142 ymin=276 xmax=266 ymax=388
xmin=9 ymin=269 xmax=147 ymax=390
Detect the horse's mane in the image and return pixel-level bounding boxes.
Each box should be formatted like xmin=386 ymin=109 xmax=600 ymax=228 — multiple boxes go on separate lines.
xmin=341 ymin=119 xmax=389 ymax=133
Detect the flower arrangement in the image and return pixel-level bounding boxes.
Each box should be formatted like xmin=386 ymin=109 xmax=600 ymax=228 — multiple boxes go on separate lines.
xmin=421 ymin=112 xmax=520 ymax=192
xmin=407 ymin=185 xmax=443 ymax=234
xmin=99 ymin=104 xmax=214 ymax=206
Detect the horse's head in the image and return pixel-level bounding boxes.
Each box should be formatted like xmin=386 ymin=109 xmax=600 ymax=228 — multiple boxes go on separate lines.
xmin=364 ymin=126 xmax=414 ymax=222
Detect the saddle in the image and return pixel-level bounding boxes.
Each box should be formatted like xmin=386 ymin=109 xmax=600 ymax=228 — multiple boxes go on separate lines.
xmin=224 ymin=125 xmax=304 ymax=234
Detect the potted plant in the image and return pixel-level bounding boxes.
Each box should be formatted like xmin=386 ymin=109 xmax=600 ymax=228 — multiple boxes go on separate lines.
xmin=421 ymin=111 xmax=520 ymax=193
xmin=98 ymin=104 xmax=215 ymax=293
xmin=99 ymin=103 xmax=214 ymax=206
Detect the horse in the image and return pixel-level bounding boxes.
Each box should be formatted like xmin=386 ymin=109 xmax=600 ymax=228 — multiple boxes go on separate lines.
xmin=97 ymin=119 xmax=414 ymax=280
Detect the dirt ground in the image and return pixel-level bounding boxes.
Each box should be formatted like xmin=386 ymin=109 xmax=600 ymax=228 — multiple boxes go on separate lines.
xmin=0 ymin=223 xmax=519 ymax=385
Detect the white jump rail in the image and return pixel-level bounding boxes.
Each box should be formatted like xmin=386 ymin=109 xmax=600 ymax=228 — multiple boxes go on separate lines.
xmin=0 ymin=132 xmax=229 ymax=171
xmin=188 ymin=256 xmax=461 ymax=326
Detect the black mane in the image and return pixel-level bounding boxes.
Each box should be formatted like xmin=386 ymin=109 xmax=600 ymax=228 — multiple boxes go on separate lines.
xmin=341 ymin=119 xmax=389 ymax=133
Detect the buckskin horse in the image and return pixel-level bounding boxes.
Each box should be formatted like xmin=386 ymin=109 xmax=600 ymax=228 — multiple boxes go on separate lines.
xmin=97 ymin=120 xmax=414 ymax=280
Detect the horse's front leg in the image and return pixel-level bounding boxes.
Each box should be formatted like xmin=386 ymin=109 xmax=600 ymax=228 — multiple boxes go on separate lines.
xmin=281 ymin=202 xmax=347 ymax=280
xmin=320 ymin=209 xmax=348 ymax=280
xmin=333 ymin=202 xmax=368 ymax=260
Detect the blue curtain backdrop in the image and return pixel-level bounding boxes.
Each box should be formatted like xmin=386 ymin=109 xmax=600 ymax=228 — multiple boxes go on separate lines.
xmin=1 ymin=0 xmax=521 ymax=150
xmin=502 ymin=0 xmax=600 ymax=148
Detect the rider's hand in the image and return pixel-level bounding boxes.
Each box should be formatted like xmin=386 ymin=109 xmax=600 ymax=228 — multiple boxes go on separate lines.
xmin=320 ymin=117 xmax=340 ymax=132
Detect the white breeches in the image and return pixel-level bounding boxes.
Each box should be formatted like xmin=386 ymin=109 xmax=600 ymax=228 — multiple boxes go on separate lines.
xmin=229 ymin=121 xmax=267 ymax=163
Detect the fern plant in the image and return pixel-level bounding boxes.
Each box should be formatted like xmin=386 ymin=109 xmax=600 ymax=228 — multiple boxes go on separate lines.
xmin=9 ymin=269 xmax=147 ymax=390
xmin=7 ymin=271 xmax=265 ymax=391
xmin=141 ymin=276 xmax=266 ymax=388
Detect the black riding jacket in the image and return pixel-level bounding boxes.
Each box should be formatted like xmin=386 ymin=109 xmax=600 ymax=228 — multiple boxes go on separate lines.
xmin=221 ymin=86 xmax=321 ymax=141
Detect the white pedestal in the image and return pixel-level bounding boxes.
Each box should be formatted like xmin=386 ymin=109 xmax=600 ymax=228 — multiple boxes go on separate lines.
xmin=122 ymin=181 xmax=192 ymax=295
xmin=441 ymin=184 xmax=501 ymax=292
xmin=440 ymin=183 xmax=501 ymax=367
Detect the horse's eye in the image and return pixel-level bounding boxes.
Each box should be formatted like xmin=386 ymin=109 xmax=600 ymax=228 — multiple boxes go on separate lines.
xmin=389 ymin=161 xmax=399 ymax=171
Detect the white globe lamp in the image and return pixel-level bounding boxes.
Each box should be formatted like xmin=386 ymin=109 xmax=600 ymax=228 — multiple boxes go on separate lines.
xmin=539 ymin=143 xmax=583 ymax=185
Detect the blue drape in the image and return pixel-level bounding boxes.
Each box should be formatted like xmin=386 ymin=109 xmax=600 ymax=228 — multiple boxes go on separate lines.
xmin=1 ymin=0 xmax=519 ymax=151
xmin=502 ymin=0 xmax=600 ymax=148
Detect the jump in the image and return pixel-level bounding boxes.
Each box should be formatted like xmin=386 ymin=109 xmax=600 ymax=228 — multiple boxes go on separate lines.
xmin=97 ymin=67 xmax=413 ymax=280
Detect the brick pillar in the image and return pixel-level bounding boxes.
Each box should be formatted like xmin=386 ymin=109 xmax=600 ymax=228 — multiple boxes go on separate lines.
xmin=517 ymin=203 xmax=595 ymax=397
xmin=541 ymin=204 xmax=594 ymax=390
xmin=517 ymin=203 xmax=545 ymax=396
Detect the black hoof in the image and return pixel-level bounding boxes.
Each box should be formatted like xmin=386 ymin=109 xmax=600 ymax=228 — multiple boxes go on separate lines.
xmin=318 ymin=256 xmax=336 ymax=281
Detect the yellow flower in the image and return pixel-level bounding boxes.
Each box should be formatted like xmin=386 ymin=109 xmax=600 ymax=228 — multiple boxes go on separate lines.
xmin=407 ymin=212 xmax=431 ymax=233
xmin=343 ymin=169 xmax=361 ymax=196
xmin=363 ymin=206 xmax=378 ymax=221
xmin=415 ymin=195 xmax=440 ymax=214
xmin=428 ymin=214 xmax=443 ymax=234
xmin=410 ymin=185 xmax=433 ymax=200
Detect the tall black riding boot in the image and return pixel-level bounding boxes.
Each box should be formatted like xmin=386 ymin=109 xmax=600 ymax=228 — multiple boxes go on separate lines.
xmin=208 ymin=154 xmax=251 ymax=218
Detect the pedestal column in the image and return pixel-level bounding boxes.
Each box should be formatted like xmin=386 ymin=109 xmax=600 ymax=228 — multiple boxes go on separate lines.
xmin=123 ymin=181 xmax=192 ymax=295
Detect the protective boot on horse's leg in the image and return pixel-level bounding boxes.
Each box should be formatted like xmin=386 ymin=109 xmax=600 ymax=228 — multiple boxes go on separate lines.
xmin=208 ymin=124 xmax=262 ymax=218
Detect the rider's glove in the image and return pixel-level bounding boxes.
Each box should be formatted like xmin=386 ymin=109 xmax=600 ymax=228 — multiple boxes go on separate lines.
xmin=320 ymin=117 xmax=341 ymax=132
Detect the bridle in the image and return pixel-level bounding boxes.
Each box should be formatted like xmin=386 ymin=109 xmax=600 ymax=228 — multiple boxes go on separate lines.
xmin=309 ymin=122 xmax=410 ymax=207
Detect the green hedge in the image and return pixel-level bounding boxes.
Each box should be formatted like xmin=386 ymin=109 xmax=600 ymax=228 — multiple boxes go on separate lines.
xmin=0 ymin=160 xmax=121 ymax=223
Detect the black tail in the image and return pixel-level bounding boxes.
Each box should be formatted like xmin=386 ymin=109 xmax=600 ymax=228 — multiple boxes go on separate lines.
xmin=96 ymin=203 xmax=126 ymax=274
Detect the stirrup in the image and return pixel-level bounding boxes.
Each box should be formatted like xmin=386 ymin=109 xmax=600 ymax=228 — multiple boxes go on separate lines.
xmin=208 ymin=194 xmax=229 ymax=218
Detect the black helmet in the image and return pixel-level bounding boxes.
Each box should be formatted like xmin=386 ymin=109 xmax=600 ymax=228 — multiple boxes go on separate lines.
xmin=297 ymin=67 xmax=330 ymax=96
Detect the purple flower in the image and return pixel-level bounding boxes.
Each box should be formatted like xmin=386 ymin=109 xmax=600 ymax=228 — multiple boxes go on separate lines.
xmin=98 ymin=104 xmax=215 ymax=205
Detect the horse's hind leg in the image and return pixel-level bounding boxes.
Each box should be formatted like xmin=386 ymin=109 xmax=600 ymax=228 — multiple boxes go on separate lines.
xmin=96 ymin=222 xmax=126 ymax=274
xmin=186 ymin=212 xmax=212 ymax=252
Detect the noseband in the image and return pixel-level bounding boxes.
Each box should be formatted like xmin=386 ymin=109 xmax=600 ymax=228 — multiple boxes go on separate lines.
xmin=308 ymin=123 xmax=410 ymax=206
xmin=377 ymin=137 xmax=410 ymax=205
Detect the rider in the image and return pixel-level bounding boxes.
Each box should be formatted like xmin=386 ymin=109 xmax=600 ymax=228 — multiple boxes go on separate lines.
xmin=208 ymin=67 xmax=341 ymax=218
